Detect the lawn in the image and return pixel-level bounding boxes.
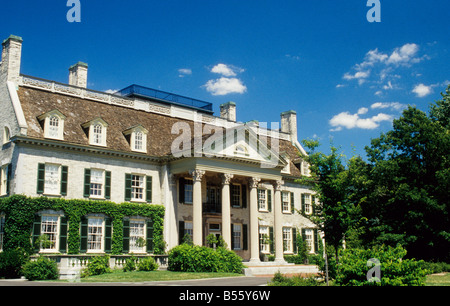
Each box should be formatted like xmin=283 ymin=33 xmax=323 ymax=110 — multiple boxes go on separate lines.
xmin=425 ymin=273 xmax=450 ymax=286
xmin=69 ymin=269 xmax=243 ymax=283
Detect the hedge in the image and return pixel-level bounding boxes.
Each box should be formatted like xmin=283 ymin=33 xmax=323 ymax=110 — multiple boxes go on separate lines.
xmin=0 ymin=195 xmax=165 ymax=255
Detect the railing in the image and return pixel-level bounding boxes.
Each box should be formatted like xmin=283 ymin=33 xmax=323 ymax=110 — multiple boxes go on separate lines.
xmin=118 ymin=84 xmax=214 ymax=114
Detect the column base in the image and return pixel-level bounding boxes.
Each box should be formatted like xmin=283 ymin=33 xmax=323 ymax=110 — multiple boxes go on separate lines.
xmin=273 ymin=257 xmax=287 ymax=265
xmin=248 ymin=257 xmax=261 ymax=264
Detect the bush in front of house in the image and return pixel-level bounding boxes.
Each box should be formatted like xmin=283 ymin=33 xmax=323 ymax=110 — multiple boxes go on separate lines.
xmin=137 ymin=257 xmax=159 ymax=271
xmin=0 ymin=248 xmax=29 ymax=279
xmin=82 ymin=255 xmax=112 ymax=277
xmin=335 ymin=245 xmax=427 ymax=286
xmin=168 ymin=244 xmax=243 ymax=273
xmin=21 ymin=256 xmax=59 ymax=281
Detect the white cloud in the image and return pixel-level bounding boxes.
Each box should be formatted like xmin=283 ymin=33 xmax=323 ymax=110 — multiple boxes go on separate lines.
xmin=343 ymin=71 xmax=370 ymax=80
xmin=371 ymin=102 xmax=406 ymax=111
xmin=203 ymin=77 xmax=247 ymax=96
xmin=412 ymin=83 xmax=432 ymax=97
xmin=386 ymin=43 xmax=420 ymax=65
xmin=210 ymin=63 xmax=244 ymax=77
xmin=178 ymin=68 xmax=192 ymax=77
xmin=104 ymin=89 xmax=119 ymax=94
xmin=329 ymin=110 xmax=393 ymax=131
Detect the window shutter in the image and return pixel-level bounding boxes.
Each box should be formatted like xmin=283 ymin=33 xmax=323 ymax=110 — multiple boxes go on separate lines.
xmin=125 ymin=174 xmax=132 ymax=201
xmin=301 ymin=228 xmax=306 ymax=241
xmin=301 ymin=194 xmax=305 ymax=214
xmin=32 ymin=214 xmax=41 ymax=253
xmin=60 ymin=166 xmax=68 ymax=196
xmin=105 ymin=171 xmax=111 ymax=199
xmin=6 ymin=164 xmax=11 ymax=195
xmin=312 ymin=195 xmax=316 ymax=215
xmin=178 ymin=178 xmax=185 ymax=203
xmin=146 ymin=219 xmax=154 ymax=253
xmin=292 ymin=228 xmax=297 ymax=254
xmin=269 ymin=226 xmax=274 ymax=254
xmin=267 ymin=189 xmax=272 ymax=212
xmin=104 ymin=217 xmax=112 ymax=253
xmin=290 ymin=192 xmax=295 ymax=214
xmin=146 ymin=176 xmax=152 ymax=203
xmin=37 ymin=163 xmax=45 ymax=194
xmin=241 ymin=184 xmax=247 ymax=208
xmin=80 ymin=217 xmax=88 ymax=253
xmin=178 ymin=221 xmax=185 ymax=244
xmin=83 ymin=169 xmax=91 ymax=198
xmin=314 ymin=229 xmax=319 ymax=254
xmin=59 ymin=216 xmax=68 ymax=253
xmin=122 ymin=219 xmax=130 ymax=253
xmin=243 ymin=224 xmax=248 ymax=250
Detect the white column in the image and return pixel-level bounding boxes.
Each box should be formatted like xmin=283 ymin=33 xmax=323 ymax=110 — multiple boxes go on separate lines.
xmin=221 ymin=173 xmax=234 ymax=249
xmin=273 ymin=180 xmax=286 ymax=263
xmin=190 ymin=169 xmax=205 ymax=246
xmin=248 ymin=177 xmax=261 ymax=263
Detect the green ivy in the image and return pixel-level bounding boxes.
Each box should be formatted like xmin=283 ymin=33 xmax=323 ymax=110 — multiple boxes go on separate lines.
xmin=0 ymin=195 xmax=165 ymax=255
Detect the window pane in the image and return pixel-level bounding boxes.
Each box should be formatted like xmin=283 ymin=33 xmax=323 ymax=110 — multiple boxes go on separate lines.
xmin=88 ymin=218 xmax=103 ymax=251
xmin=131 ymin=175 xmax=144 ymax=200
xmin=41 ymin=216 xmax=58 ymax=250
xmin=44 ymin=164 xmax=60 ymax=195
xmin=130 ymin=220 xmax=145 ymax=252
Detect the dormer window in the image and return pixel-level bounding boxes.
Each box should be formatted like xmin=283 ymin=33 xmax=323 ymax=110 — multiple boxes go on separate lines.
xmin=82 ymin=118 xmax=108 ymax=147
xmin=123 ymin=125 xmax=148 ymax=153
xmin=37 ymin=110 xmax=66 ymax=140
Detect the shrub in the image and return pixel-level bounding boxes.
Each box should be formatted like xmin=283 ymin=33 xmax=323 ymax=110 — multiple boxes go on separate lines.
xmin=137 ymin=257 xmax=159 ymax=271
xmin=82 ymin=256 xmax=111 ymax=277
xmin=335 ymin=245 xmax=427 ymax=286
xmin=0 ymin=248 xmax=29 ymax=279
xmin=168 ymin=244 xmax=244 ymax=273
xmin=123 ymin=256 xmax=137 ymax=272
xmin=269 ymin=271 xmax=323 ymax=286
xmin=21 ymin=256 xmax=59 ymax=281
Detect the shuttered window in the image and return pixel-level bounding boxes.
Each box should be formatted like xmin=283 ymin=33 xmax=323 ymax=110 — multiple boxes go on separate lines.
xmin=36 ymin=163 xmax=68 ymax=196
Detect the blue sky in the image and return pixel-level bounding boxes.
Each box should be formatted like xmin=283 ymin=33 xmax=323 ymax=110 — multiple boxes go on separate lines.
xmin=1 ymin=0 xmax=449 ymax=159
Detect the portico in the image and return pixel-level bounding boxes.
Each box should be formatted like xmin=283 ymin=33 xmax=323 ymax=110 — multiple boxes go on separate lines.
xmin=172 ymin=156 xmax=287 ymax=263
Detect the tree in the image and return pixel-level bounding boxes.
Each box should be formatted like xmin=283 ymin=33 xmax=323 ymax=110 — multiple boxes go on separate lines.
xmin=362 ymin=85 xmax=450 ymax=261
xmin=299 ymin=140 xmax=357 ymax=261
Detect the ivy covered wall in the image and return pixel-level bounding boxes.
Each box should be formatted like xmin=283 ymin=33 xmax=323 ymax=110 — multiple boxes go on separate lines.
xmin=0 ymin=195 xmax=165 ymax=255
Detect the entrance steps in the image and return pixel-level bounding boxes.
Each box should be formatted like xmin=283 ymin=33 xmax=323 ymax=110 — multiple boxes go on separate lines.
xmin=242 ymin=262 xmax=319 ymax=277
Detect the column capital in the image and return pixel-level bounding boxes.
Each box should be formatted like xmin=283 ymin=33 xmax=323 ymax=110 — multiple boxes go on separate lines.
xmin=221 ymin=173 xmax=234 ymax=185
xmin=272 ymin=180 xmax=284 ymax=191
xmin=189 ymin=169 xmax=205 ymax=182
xmin=248 ymin=177 xmax=261 ymax=189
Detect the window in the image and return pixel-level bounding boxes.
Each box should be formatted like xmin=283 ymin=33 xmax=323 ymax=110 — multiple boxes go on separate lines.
xmin=282 ymin=192 xmax=291 ymax=213
xmin=125 ymin=173 xmax=152 ymax=203
xmin=283 ymin=227 xmax=293 ymax=253
xmin=304 ymin=229 xmax=313 ymax=253
xmin=3 ymin=127 xmax=10 ymax=144
xmin=37 ymin=163 xmax=68 ymax=196
xmin=131 ymin=175 xmax=144 ymax=201
xmin=90 ymin=169 xmax=104 ymax=197
xmin=233 ymin=224 xmax=242 ymax=250
xmin=123 ymin=125 xmax=148 ymax=153
xmin=129 ymin=219 xmax=146 ymax=253
xmin=0 ymin=164 xmax=10 ymax=196
xmin=44 ymin=164 xmax=60 ymax=195
xmin=0 ymin=214 xmax=5 ymax=251
xmin=40 ymin=215 xmax=58 ymax=251
xmin=88 ymin=218 xmax=104 ymax=252
xmin=38 ymin=110 xmax=66 ymax=140
xmin=303 ymin=194 xmax=312 ymax=215
xmin=258 ymin=189 xmax=267 ymax=211
xmin=84 ymin=169 xmax=111 ymax=199
xmin=231 ymin=184 xmax=241 ymax=207
xmin=82 ymin=118 xmax=108 ymax=147
xmin=184 ymin=179 xmax=193 ymax=204
xmin=259 ymin=226 xmax=270 ymax=253
xmin=184 ymin=221 xmax=193 ymax=241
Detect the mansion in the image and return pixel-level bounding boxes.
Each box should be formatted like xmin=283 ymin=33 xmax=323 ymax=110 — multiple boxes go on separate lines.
xmin=0 ymin=34 xmax=319 ymax=263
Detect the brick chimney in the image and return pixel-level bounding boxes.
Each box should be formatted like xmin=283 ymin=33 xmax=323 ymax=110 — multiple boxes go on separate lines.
xmin=280 ymin=110 xmax=297 ymax=141
xmin=220 ymin=101 xmax=236 ymax=122
xmin=68 ymin=62 xmax=88 ymax=88
xmin=1 ymin=35 xmax=23 ymax=85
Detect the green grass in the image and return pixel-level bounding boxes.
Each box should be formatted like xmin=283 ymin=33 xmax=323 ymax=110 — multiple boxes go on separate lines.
xmin=426 ymin=273 xmax=450 ymax=286
xmin=68 ymin=269 xmax=243 ymax=283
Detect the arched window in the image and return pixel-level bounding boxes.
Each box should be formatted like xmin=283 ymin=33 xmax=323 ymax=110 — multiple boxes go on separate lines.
xmin=93 ymin=124 xmax=103 ymax=145
xmin=48 ymin=116 xmax=59 ymax=138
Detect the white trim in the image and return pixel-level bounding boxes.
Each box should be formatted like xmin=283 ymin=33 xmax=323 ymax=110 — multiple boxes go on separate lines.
xmin=7 ymin=81 xmax=28 ymax=135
